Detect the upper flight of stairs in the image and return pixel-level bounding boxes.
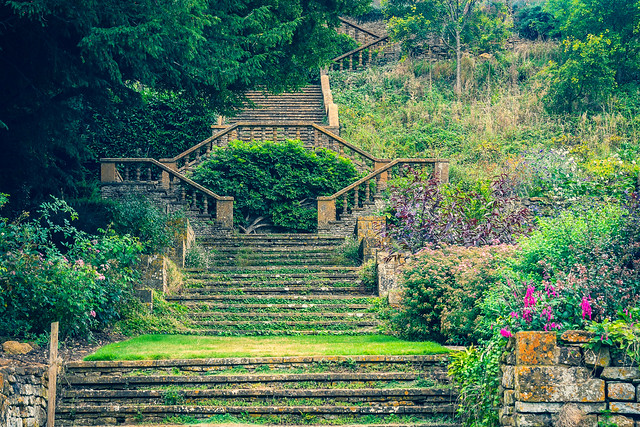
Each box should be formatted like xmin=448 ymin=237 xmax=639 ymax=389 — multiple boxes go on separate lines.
xmin=167 ymin=234 xmax=379 ymax=336
xmin=227 ymin=85 xmax=326 ymax=125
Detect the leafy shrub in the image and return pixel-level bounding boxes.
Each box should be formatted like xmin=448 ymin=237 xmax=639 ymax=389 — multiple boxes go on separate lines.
xmin=109 ymin=196 xmax=184 ymax=254
xmin=391 ymin=244 xmax=516 ymax=344
xmin=512 ymin=2 xmax=559 ymax=40
xmin=385 ymin=170 xmax=532 ymax=252
xmin=448 ymin=334 xmax=503 ymax=427
xmin=191 ymin=140 xmax=358 ymax=233
xmin=588 ymin=307 xmax=640 ymax=366
xmin=0 ymin=197 xmax=142 ymax=339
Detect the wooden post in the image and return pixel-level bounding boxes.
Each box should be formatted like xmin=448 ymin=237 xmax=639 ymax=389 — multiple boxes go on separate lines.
xmin=47 ymin=322 xmax=59 ymax=427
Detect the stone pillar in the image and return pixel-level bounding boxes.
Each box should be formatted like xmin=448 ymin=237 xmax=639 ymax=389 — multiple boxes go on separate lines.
xmin=376 ymin=251 xmax=406 ymax=305
xmin=434 ymin=161 xmax=449 ymax=183
xmin=160 ymin=161 xmax=177 ymax=189
xmin=100 ymin=162 xmax=117 ymax=183
xmin=357 ymin=216 xmax=385 ymax=263
xmin=317 ymin=198 xmax=336 ymax=231
xmin=216 ymin=198 xmax=234 ymax=230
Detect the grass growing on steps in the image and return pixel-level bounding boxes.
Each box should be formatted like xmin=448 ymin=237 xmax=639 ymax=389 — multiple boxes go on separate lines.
xmin=85 ymin=335 xmax=449 ymax=361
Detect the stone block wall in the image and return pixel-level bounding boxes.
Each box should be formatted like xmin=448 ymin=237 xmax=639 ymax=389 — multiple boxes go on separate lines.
xmin=0 ymin=365 xmax=48 ymax=427
xmin=501 ymin=330 xmax=640 ymax=426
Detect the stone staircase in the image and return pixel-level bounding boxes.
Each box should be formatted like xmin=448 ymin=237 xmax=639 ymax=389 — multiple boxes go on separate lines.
xmin=57 ymin=355 xmax=457 ymax=426
xmin=227 ymin=85 xmax=326 ymax=125
xmin=168 ymin=234 xmax=378 ymax=336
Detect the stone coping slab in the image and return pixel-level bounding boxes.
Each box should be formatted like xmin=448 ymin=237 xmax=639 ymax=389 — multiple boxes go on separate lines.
xmin=67 ymin=354 xmax=450 ymax=369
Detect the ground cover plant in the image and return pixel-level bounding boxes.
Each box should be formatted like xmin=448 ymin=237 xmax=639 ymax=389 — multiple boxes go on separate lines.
xmin=84 ymin=334 xmax=450 ymax=360
xmin=191 ymin=139 xmax=358 ymax=233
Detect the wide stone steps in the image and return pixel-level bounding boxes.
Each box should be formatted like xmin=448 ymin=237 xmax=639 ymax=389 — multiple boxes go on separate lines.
xmin=179 ymin=302 xmax=373 ymax=312
xmin=228 ymin=86 xmax=326 ymax=124
xmin=183 ymin=285 xmax=368 ymax=294
xmin=57 ymin=356 xmax=456 ymax=425
xmin=168 ymin=294 xmax=375 ymax=303
xmin=188 ymin=312 xmax=377 ymax=320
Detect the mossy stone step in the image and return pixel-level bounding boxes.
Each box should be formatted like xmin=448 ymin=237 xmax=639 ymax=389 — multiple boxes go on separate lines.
xmin=186 ymin=272 xmax=359 ymax=281
xmin=208 ymin=259 xmax=341 ymax=267
xmin=168 ymin=295 xmax=375 ymax=303
xmin=186 ymin=265 xmax=359 ymax=273
xmin=190 ymin=319 xmax=378 ymax=328
xmin=186 ymin=279 xmax=361 ymax=288
xmin=184 ymin=328 xmax=379 ymax=336
xmin=183 ymin=285 xmax=368 ymax=294
xmin=181 ymin=303 xmax=373 ymax=312
xmin=60 ymin=387 xmax=455 ymax=406
xmin=187 ymin=312 xmax=377 ymax=320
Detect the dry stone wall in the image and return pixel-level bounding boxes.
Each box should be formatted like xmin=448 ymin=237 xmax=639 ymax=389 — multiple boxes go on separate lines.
xmin=501 ymin=330 xmax=640 ymax=426
xmin=0 ymin=365 xmax=48 ymax=427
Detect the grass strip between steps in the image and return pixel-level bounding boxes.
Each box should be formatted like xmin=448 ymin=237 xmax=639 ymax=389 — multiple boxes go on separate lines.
xmin=85 ymin=335 xmax=449 ymax=361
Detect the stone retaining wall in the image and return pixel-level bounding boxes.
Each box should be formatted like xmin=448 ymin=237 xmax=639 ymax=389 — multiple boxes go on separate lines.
xmin=0 ymin=365 xmax=48 ymax=427
xmin=501 ymin=330 xmax=640 ymax=426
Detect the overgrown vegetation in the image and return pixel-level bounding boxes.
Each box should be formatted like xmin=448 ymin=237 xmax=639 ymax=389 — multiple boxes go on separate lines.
xmin=0 ymin=195 xmax=142 ymax=339
xmin=191 ymin=140 xmax=358 ymax=233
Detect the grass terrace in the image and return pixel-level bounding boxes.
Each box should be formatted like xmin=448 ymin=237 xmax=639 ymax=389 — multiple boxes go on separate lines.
xmin=85 ymin=335 xmax=450 ymax=361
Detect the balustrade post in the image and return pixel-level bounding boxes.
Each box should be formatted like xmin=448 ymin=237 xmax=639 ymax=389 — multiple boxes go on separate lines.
xmin=354 ymin=186 xmax=360 ymax=208
xmin=100 ymin=162 xmax=118 ymax=183
xmin=365 ymin=181 xmax=371 ymax=202
xmin=216 ymin=198 xmax=234 ymax=230
xmin=124 ymin=165 xmax=130 ymax=181
xmin=342 ymin=195 xmax=348 ymax=216
xmin=317 ymin=198 xmax=336 ymax=231
xmin=135 ymin=165 xmax=141 ymax=181
xmin=161 ymin=161 xmax=177 ymax=189
xmin=434 ymin=161 xmax=450 ymax=183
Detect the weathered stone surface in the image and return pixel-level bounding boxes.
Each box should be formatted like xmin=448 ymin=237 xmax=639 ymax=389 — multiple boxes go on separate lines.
xmin=584 ymin=347 xmax=611 ymax=368
xmin=610 ymin=401 xmax=640 ymax=415
xmin=501 ymin=415 xmax=515 ymax=426
xmin=557 ymin=346 xmax=581 ymax=366
xmin=560 ymin=330 xmax=593 ymax=344
xmin=602 ymin=367 xmax=640 ymax=381
xmin=516 ymin=331 xmax=556 ymax=366
xmin=608 ymin=415 xmax=634 ymax=427
xmin=502 ymin=365 xmax=515 ymax=389
xmin=514 ymin=412 xmax=552 ymax=426
xmin=504 ymin=389 xmax=515 ymax=406
xmin=2 ymin=342 xmax=32 ymax=355
xmin=515 ymin=402 xmax=605 ymax=414
xmin=515 ymin=366 xmax=605 ymax=402
xmin=608 ymin=382 xmax=636 ymax=401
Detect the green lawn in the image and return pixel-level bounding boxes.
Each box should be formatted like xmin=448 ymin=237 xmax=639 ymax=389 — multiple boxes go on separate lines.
xmin=85 ymin=335 xmax=450 ymax=361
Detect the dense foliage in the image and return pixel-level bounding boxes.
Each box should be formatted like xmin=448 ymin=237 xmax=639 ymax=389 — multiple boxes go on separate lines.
xmin=0 ymin=195 xmax=142 ymax=339
xmin=385 ymin=170 xmax=532 ymax=251
xmin=391 ymin=244 xmax=515 ymax=344
xmin=0 ymin=0 xmax=368 ymax=211
xmin=191 ymin=140 xmax=358 ymax=233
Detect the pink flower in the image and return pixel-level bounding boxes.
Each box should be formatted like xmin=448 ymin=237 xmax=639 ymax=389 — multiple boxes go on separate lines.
xmin=500 ymin=328 xmax=513 ymax=338
xmin=510 ymin=311 xmax=519 ymax=319
xmin=76 ymin=259 xmax=84 ymax=267
xmin=90 ymin=310 xmax=96 ymax=318
xmin=97 ymin=273 xmax=105 ymax=281
xmin=581 ymin=296 xmax=592 ymax=320
xmin=524 ymin=284 xmax=537 ymax=308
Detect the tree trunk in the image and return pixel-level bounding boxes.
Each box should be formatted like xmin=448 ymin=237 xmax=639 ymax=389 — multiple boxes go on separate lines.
xmin=455 ymin=28 xmax=461 ymax=97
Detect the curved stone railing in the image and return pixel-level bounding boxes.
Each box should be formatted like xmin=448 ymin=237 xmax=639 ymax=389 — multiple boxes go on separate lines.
xmin=320 ymin=70 xmax=339 ymax=130
xmin=100 ymin=158 xmax=234 ymax=229
xmin=331 ymin=36 xmax=391 ymax=71
xmin=338 ymin=18 xmax=382 ymax=45
xmin=317 ymin=158 xmax=449 ymax=230
xmin=160 ymin=122 xmax=383 ymax=174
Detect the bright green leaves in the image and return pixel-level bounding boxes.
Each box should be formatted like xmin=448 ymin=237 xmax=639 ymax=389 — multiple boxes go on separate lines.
xmin=190 ymin=140 xmax=358 ymax=233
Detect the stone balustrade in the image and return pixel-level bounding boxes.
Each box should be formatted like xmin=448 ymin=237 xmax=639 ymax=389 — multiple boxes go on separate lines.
xmin=317 ymin=158 xmax=449 ymax=231
xmin=331 ymin=36 xmax=392 ymax=71
xmin=337 ymin=17 xmax=382 ymax=45
xmin=501 ymin=330 xmax=640 ymax=426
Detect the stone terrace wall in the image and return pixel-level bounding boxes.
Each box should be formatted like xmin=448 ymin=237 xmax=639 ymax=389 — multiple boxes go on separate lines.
xmin=0 ymin=364 xmax=48 ymax=427
xmin=501 ymin=330 xmax=640 ymax=426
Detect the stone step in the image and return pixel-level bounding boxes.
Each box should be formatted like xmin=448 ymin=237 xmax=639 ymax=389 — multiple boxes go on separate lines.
xmin=189 ymin=265 xmax=359 ymax=273
xmin=186 ymin=278 xmax=360 ymax=287
xmin=60 ymin=387 xmax=455 ymax=406
xmin=186 ymin=271 xmax=359 ymax=280
xmin=207 ymin=258 xmax=340 ymax=267
xmin=167 ymin=294 xmax=375 ymax=303
xmin=180 ymin=302 xmax=374 ymax=312
xmin=56 ymin=403 xmax=456 ymax=425
xmin=187 ymin=312 xmax=377 ymax=320
xmin=189 ymin=320 xmax=378 ymax=328
xmin=184 ymin=328 xmax=379 ymax=336
xmin=183 ymin=285 xmax=367 ymax=294
xmin=198 ymin=235 xmax=346 ymax=245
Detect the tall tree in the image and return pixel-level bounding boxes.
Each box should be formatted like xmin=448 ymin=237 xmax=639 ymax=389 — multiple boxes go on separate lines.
xmin=0 ymin=0 xmax=368 ymax=210
xmin=385 ymin=0 xmax=511 ymax=95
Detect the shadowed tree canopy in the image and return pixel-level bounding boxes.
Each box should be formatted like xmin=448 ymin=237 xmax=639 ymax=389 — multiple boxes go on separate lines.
xmin=0 ymin=0 xmax=368 ymax=210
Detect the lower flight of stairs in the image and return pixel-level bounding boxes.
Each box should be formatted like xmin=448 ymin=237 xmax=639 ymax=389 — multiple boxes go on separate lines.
xmin=57 ymin=355 xmax=458 ymax=426
xmin=55 ymin=234 xmax=459 ymax=426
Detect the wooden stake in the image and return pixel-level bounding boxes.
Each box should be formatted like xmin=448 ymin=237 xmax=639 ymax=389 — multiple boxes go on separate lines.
xmin=47 ymin=322 xmax=59 ymax=427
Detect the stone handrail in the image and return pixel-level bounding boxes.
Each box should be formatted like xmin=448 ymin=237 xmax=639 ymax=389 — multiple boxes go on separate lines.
xmin=331 ymin=36 xmax=391 ymax=71
xmin=320 ymin=70 xmax=339 ymax=129
xmin=338 ymin=18 xmax=382 ymax=45
xmin=160 ymin=122 xmax=383 ymax=174
xmin=317 ymin=158 xmax=449 ymax=230
xmin=100 ymin=158 xmax=233 ymax=229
